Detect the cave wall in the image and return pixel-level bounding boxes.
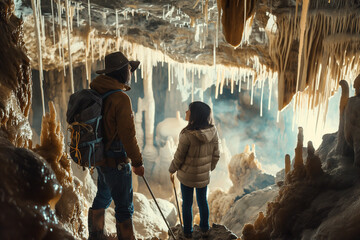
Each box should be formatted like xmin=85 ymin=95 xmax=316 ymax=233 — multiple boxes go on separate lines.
xmin=0 ymin=0 xmax=32 ymax=147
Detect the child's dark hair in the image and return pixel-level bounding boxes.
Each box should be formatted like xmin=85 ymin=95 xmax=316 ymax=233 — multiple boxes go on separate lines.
xmin=106 ymin=65 xmax=129 ymax=84
xmin=183 ymin=101 xmax=213 ymax=132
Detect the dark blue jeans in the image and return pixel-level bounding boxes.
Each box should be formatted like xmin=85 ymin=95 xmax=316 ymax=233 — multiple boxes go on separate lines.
xmin=92 ymin=164 xmax=134 ymax=222
xmin=181 ymin=183 xmax=210 ymax=234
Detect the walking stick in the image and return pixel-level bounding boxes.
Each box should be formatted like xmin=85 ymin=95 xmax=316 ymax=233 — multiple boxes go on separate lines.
xmin=170 ymin=174 xmax=183 ymax=226
xmin=142 ymin=176 xmax=176 ymax=239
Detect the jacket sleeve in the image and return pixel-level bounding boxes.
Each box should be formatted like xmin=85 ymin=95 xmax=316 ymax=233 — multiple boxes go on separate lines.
xmin=115 ymin=94 xmax=143 ymax=167
xmin=169 ymin=132 xmax=190 ymax=173
xmin=211 ymin=131 xmax=220 ymax=171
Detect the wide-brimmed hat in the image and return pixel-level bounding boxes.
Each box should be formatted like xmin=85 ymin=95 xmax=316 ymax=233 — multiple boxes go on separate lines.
xmin=96 ymin=51 xmax=140 ymax=74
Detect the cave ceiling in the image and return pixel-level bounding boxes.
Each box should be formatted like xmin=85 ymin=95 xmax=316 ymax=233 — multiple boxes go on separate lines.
xmin=19 ymin=0 xmax=360 ymax=114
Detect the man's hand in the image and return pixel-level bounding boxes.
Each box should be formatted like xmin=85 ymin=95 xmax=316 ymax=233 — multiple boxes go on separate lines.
xmin=133 ymin=166 xmax=144 ymax=176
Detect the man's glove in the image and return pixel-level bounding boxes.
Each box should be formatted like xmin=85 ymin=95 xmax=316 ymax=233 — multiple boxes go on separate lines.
xmin=133 ymin=165 xmax=144 ymax=176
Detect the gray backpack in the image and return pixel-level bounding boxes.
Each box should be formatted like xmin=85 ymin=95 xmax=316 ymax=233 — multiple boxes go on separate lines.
xmin=66 ymin=89 xmax=123 ymax=168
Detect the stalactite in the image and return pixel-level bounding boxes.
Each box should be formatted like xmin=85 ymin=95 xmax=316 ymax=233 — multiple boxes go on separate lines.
xmin=51 ymin=0 xmax=55 ymax=45
xmin=296 ymin=0 xmax=310 ymax=93
xmin=65 ymin=0 xmax=74 ymax=93
xmin=31 ymin=0 xmax=45 ymax=116
xmin=87 ymin=0 xmax=91 ymax=26
xmin=218 ymin=0 xmax=256 ymax=47
xmin=57 ymin=0 xmax=66 ymax=76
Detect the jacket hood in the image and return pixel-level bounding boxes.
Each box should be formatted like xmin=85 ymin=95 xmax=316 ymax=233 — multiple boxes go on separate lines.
xmin=90 ymin=74 xmax=130 ymax=94
xmin=190 ymin=126 xmax=217 ymax=143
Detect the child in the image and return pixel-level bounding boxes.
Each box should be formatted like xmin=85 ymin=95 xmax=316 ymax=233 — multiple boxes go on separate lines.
xmin=169 ymin=101 xmax=220 ymax=239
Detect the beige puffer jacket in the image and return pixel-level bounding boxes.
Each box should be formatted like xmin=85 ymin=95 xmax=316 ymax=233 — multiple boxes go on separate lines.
xmin=169 ymin=126 xmax=220 ymax=188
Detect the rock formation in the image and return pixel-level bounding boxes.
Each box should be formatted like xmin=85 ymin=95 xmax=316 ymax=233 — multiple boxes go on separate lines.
xmin=241 ymin=76 xmax=360 ymax=240
xmin=0 ymin=0 xmax=32 ymax=147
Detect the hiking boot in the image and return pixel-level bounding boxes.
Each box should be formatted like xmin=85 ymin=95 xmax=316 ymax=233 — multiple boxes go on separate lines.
xmin=201 ymin=229 xmax=209 ymax=238
xmin=88 ymin=208 xmax=107 ymax=240
xmin=183 ymin=232 xmax=192 ymax=239
xmin=116 ymin=218 xmax=136 ymax=240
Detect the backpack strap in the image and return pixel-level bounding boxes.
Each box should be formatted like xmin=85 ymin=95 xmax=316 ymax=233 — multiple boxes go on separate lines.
xmin=101 ymin=89 xmax=123 ymax=151
xmin=102 ymin=89 xmax=123 ymax=99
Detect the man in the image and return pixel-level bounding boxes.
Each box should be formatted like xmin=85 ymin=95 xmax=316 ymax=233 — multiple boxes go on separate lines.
xmin=88 ymin=51 xmax=144 ymax=240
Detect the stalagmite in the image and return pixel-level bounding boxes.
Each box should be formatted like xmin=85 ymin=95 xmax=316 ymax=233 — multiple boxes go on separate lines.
xmin=294 ymin=127 xmax=304 ymax=169
xmin=285 ymin=154 xmax=291 ymax=175
xmin=65 ymin=0 xmax=74 ymax=93
xmin=305 ymin=141 xmax=323 ymax=178
xmin=31 ymin=0 xmax=45 ymax=116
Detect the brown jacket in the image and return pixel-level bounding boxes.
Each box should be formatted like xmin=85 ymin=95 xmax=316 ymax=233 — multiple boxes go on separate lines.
xmin=90 ymin=75 xmax=143 ymax=167
xmin=169 ymin=126 xmax=220 ymax=188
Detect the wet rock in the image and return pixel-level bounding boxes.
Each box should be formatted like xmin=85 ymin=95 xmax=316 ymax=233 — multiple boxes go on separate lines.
xmin=169 ymin=223 xmax=238 ymax=240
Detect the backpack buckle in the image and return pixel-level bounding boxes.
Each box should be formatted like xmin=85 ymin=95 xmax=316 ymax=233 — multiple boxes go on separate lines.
xmin=117 ymin=163 xmax=126 ymax=171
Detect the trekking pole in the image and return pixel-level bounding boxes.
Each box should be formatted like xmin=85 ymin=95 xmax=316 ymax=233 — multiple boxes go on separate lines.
xmin=142 ymin=176 xmax=176 ymax=239
xmin=170 ymin=174 xmax=183 ymax=226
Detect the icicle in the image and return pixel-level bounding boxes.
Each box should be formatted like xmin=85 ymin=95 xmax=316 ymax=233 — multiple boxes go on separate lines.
xmin=244 ymin=0 xmax=246 ymax=39
xmin=183 ymin=65 xmax=186 ymax=86
xmin=102 ymin=11 xmax=107 ymax=25
xmin=88 ymin=0 xmax=91 ymax=26
xmin=41 ymin=15 xmax=45 ymax=45
xmin=58 ymin=0 xmax=66 ymax=76
xmin=250 ymin=77 xmax=254 ymax=105
xmin=85 ymin=58 xmax=89 ymax=86
xmin=134 ymin=69 xmax=137 ymax=83
xmin=277 ymin=110 xmax=280 ymax=123
xmin=65 ymin=0 xmax=74 ymax=93
xmin=51 ymin=0 xmax=56 ymax=45
xmin=168 ymin=63 xmax=171 ymax=91
xmin=91 ymin=33 xmax=94 ymax=63
xmin=31 ymin=0 xmax=45 ymax=116
xmin=296 ymin=0 xmax=310 ymax=93
xmin=268 ymin=76 xmax=272 ymax=110
xmin=216 ymin=9 xmax=219 ymax=47
xmin=115 ymin=9 xmax=119 ymax=37
xmin=238 ymin=78 xmax=241 ymax=92
xmin=76 ymin=2 xmax=80 ymax=27
xmin=215 ymin=70 xmax=220 ymax=99
xmin=191 ymin=70 xmax=194 ymax=102
xmin=260 ymin=80 xmax=264 ymax=117
xmin=220 ymin=70 xmax=225 ymax=95
xmin=37 ymin=0 xmax=45 ymax=46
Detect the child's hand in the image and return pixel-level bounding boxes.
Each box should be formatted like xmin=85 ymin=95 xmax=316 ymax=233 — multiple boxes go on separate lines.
xmin=170 ymin=173 xmax=175 ymax=184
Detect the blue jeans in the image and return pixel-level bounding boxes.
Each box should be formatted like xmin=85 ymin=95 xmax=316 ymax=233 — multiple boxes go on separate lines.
xmin=181 ymin=183 xmax=210 ymax=234
xmin=92 ymin=164 xmax=134 ymax=222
